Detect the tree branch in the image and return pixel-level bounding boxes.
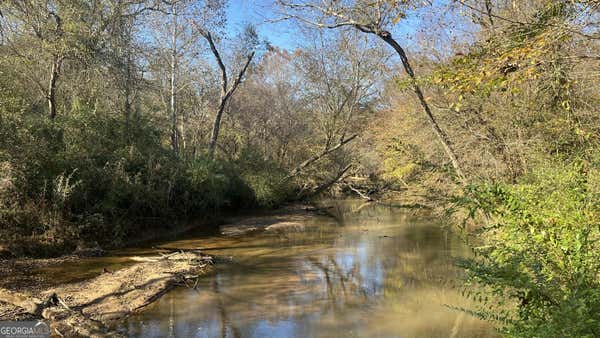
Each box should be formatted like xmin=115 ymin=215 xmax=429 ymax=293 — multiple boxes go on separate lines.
xmin=282 ymin=134 xmax=358 ymax=182
xmin=197 ymin=27 xmax=228 ymax=96
xmin=298 ymin=164 xmax=353 ymax=199
xmin=225 ymin=51 xmax=255 ymax=99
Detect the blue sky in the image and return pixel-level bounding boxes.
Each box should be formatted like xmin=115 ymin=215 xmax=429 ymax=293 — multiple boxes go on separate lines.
xmin=226 ymin=0 xmax=300 ymax=51
xmin=224 ymin=0 xmax=475 ymax=56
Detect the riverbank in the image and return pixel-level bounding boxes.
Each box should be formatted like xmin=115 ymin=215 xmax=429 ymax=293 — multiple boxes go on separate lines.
xmin=0 ymin=250 xmax=213 ymax=337
xmin=0 ymin=203 xmax=325 ymax=335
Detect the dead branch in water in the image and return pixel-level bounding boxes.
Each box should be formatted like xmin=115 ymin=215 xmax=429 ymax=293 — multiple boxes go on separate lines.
xmin=0 ymin=289 xmax=123 ymax=337
xmin=345 ymin=183 xmax=374 ymax=201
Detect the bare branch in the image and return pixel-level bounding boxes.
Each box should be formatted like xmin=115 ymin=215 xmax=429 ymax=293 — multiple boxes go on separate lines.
xmin=282 ymin=134 xmax=358 ymax=182
xmin=196 ymin=26 xmax=228 ymax=96
xmin=226 ymin=51 xmax=255 ymax=98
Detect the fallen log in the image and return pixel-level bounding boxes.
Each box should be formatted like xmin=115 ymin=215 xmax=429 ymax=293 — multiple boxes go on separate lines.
xmin=345 ymin=184 xmax=374 ymax=201
xmin=0 ymin=289 xmax=45 ymax=316
xmin=282 ymin=134 xmax=357 ymax=182
xmin=297 ymin=164 xmax=353 ymax=199
xmin=153 ymin=246 xmax=211 ymax=253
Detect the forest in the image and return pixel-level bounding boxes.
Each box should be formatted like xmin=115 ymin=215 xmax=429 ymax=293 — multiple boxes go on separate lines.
xmin=0 ymin=0 xmax=598 ymax=337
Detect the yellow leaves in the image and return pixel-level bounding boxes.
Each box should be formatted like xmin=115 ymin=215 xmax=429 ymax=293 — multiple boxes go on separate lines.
xmin=431 ymin=21 xmax=570 ymax=101
xmin=509 ymin=87 xmax=521 ymax=95
xmin=574 ymin=127 xmax=591 ymax=140
xmin=381 ymin=158 xmax=417 ymax=182
xmin=524 ymin=67 xmax=537 ymax=78
xmin=451 ymin=102 xmax=462 ymax=112
xmin=434 ymin=42 xmax=547 ymax=97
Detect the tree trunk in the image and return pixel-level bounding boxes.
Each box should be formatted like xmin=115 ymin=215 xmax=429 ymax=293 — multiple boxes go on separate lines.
xmin=377 ymin=32 xmax=465 ymax=181
xmin=170 ymin=6 xmax=179 ymax=155
xmin=48 ymin=55 xmax=62 ymax=119
xmin=207 ymin=48 xmax=255 ymax=160
xmin=297 ymin=164 xmax=352 ymax=199
xmin=208 ymin=99 xmax=226 ymax=159
xmin=123 ymin=51 xmax=133 ymax=139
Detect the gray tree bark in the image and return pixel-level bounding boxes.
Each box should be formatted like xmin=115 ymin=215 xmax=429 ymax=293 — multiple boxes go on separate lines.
xmin=282 ymin=134 xmax=357 ymax=182
xmin=170 ymin=4 xmax=179 ymax=155
xmin=48 ymin=55 xmax=62 ymax=119
xmin=200 ymin=29 xmax=254 ymax=160
xmin=374 ymin=31 xmax=465 ymax=181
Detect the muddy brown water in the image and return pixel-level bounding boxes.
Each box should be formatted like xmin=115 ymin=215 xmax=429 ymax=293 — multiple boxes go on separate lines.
xmin=29 ymin=200 xmax=498 ymax=337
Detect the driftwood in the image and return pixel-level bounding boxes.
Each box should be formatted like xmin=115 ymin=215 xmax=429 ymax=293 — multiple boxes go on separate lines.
xmin=345 ymin=183 xmax=374 ymax=201
xmin=153 ymin=246 xmax=210 ymax=253
xmin=282 ymin=135 xmax=357 ymax=182
xmin=0 ymin=250 xmax=212 ymax=337
xmin=0 ymin=289 xmax=123 ymax=337
xmin=0 ymin=289 xmax=46 ymax=316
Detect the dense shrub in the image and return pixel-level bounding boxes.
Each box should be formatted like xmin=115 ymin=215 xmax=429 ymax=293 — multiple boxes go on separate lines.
xmin=456 ymin=157 xmax=600 ymax=337
xmin=0 ymin=107 xmax=292 ymax=257
xmin=234 ymin=148 xmax=293 ymax=208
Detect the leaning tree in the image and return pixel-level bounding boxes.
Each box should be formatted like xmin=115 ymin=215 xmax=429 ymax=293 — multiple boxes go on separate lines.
xmin=277 ymin=0 xmax=465 ymax=180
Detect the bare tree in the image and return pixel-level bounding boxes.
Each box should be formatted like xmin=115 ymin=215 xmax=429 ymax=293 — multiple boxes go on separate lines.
xmin=194 ymin=24 xmax=256 ymax=159
xmin=277 ymin=0 xmax=465 ymax=180
xmin=0 ymin=2 xmax=66 ymax=119
xmin=170 ymin=2 xmax=180 ymax=154
xmin=296 ymin=31 xmax=387 ymax=149
xmin=0 ymin=0 xmax=165 ymax=120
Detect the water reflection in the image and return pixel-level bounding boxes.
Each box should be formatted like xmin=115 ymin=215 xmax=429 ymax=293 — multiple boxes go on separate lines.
xmin=117 ymin=200 xmax=496 ymax=337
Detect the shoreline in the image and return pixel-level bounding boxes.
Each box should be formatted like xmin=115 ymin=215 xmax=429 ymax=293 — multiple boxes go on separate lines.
xmin=0 ymin=203 xmax=326 ymax=335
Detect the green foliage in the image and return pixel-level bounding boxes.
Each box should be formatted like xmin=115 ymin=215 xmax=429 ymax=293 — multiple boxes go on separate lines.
xmin=242 ymin=171 xmax=289 ymax=208
xmin=455 ymin=157 xmax=600 ymax=337
xmin=379 ymin=137 xmax=428 ymax=184
xmin=0 ymin=103 xmax=295 ymax=256
xmin=185 ymin=157 xmax=255 ymax=211
xmin=235 ymin=148 xmax=293 ymax=208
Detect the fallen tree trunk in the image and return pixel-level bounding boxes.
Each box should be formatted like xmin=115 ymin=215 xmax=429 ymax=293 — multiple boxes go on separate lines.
xmin=345 ymin=183 xmax=374 ymax=201
xmin=0 ymin=250 xmax=212 ymax=337
xmin=0 ymin=289 xmax=45 ymax=316
xmin=282 ymin=134 xmax=357 ymax=182
xmin=298 ymin=164 xmax=353 ymax=199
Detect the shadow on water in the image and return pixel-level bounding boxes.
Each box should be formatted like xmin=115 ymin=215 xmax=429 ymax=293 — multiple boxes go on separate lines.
xmin=114 ymin=200 xmax=497 ymax=338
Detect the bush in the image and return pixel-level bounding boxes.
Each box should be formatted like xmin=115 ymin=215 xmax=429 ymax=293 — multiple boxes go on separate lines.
xmin=186 ymin=157 xmax=255 ymax=211
xmin=0 ymin=112 xmax=206 ymax=255
xmin=242 ymin=171 xmax=289 ymax=208
xmin=234 ymin=148 xmax=293 ymax=208
xmin=456 ymin=157 xmax=600 ymax=337
xmin=0 ymin=100 xmax=300 ymax=257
